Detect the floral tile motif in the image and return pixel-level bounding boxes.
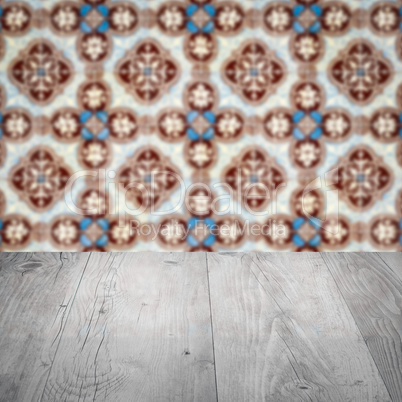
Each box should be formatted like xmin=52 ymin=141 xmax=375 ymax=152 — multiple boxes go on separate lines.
xmin=221 ymin=40 xmax=287 ymax=105
xmin=115 ymin=146 xmax=181 ymax=211
xmin=48 ymin=0 xmax=140 ymax=64
xmin=8 ymin=145 xmax=72 ymax=211
xmin=328 ymin=39 xmax=394 ymax=105
xmin=328 ymin=145 xmax=394 ymax=212
xmin=0 ymin=0 xmax=401 ymax=252
xmin=221 ymin=146 xmax=287 ymax=212
xmin=115 ymin=39 xmax=181 ymax=104
xmin=8 ymin=39 xmax=74 ymax=105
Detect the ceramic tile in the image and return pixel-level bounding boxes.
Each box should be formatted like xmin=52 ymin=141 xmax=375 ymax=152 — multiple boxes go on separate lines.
xmin=0 ymin=0 xmax=401 ymax=251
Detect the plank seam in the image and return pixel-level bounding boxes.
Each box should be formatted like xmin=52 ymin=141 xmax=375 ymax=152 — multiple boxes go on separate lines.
xmin=376 ymin=253 xmax=402 ymax=280
xmin=320 ymin=253 xmax=394 ymax=402
xmin=205 ymin=253 xmax=219 ymax=402
xmin=39 ymin=252 xmax=93 ymax=402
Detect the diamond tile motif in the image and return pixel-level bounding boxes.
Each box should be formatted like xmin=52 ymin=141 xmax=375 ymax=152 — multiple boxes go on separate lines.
xmin=222 ymin=40 xmax=287 ymax=105
xmin=329 ymin=40 xmax=394 ymax=105
xmin=115 ymin=39 xmax=181 ymax=104
xmin=8 ymin=40 xmax=74 ymax=105
xmin=8 ymin=146 xmax=72 ymax=212
xmin=0 ymin=0 xmax=401 ymax=252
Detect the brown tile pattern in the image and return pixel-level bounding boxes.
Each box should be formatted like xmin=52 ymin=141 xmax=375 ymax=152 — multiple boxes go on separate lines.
xmin=0 ymin=0 xmax=401 ymax=251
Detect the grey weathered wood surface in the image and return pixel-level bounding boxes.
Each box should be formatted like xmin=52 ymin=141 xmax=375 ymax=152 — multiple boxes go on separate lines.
xmin=0 ymin=252 xmax=400 ymax=402
xmin=0 ymin=253 xmax=91 ymax=402
xmin=376 ymin=252 xmax=402 ymax=282
xmin=322 ymin=252 xmax=402 ymax=402
xmin=208 ymin=252 xmax=391 ymax=402
xmin=36 ymin=253 xmax=216 ymax=402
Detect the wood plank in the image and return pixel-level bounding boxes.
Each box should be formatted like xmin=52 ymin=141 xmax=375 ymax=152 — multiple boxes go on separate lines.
xmin=39 ymin=252 xmax=216 ymax=402
xmin=322 ymin=252 xmax=402 ymax=402
xmin=207 ymin=252 xmax=391 ymax=402
xmin=0 ymin=252 xmax=91 ymax=402
xmin=375 ymin=253 xmax=402 ymax=282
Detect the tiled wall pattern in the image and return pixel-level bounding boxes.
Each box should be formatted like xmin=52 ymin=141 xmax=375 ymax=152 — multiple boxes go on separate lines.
xmin=0 ymin=0 xmax=401 ymax=251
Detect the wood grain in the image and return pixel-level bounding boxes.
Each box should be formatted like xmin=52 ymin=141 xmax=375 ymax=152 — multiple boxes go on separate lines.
xmin=1 ymin=252 xmax=400 ymax=402
xmin=0 ymin=252 xmax=91 ymax=402
xmin=322 ymin=252 xmax=402 ymax=402
xmin=39 ymin=252 xmax=216 ymax=402
xmin=375 ymin=253 xmax=402 ymax=282
xmin=207 ymin=252 xmax=391 ymax=402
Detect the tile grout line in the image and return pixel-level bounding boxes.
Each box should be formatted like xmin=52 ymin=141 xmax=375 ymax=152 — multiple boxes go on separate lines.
xmin=205 ymin=252 xmax=219 ymax=402
xmin=320 ymin=252 xmax=394 ymax=402
xmin=39 ymin=252 xmax=93 ymax=402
